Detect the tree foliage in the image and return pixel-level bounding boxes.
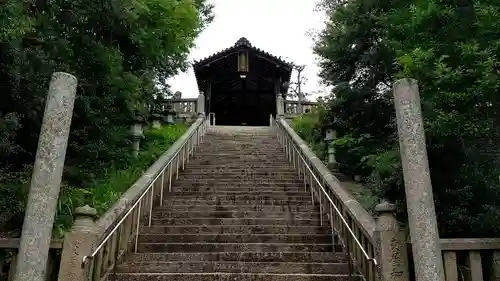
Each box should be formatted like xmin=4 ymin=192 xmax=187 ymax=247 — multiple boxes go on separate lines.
xmin=0 ymin=0 xmax=213 ymax=230
xmin=314 ymin=0 xmax=500 ymax=237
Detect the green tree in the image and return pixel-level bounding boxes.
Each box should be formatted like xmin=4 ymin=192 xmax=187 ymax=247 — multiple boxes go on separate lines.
xmin=314 ymin=0 xmax=500 ymax=237
xmin=0 ymin=0 xmax=213 ymax=230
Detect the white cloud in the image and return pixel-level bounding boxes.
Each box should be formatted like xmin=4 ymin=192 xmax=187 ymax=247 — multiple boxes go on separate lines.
xmin=168 ymin=0 xmax=327 ymax=100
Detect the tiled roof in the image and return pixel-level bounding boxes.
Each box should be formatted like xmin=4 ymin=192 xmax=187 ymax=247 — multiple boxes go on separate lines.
xmin=193 ymin=37 xmax=293 ymax=68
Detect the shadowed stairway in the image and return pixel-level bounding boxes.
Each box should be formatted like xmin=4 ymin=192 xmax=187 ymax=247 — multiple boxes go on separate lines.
xmin=114 ymin=126 xmax=360 ymax=281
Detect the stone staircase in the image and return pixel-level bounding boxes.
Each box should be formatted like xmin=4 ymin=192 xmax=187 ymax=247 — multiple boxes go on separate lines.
xmin=114 ymin=126 xmax=359 ymax=281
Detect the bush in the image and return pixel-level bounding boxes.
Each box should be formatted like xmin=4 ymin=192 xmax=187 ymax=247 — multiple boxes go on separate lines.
xmin=0 ymin=123 xmax=187 ymax=237
xmin=314 ymin=0 xmax=500 ymax=237
xmin=292 ymin=105 xmax=329 ymax=161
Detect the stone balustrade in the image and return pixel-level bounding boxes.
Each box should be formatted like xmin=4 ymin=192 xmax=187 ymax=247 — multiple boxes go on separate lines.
xmin=0 ymin=238 xmax=62 ymax=281
xmin=167 ymin=98 xmax=317 ymax=121
xmin=284 ymin=100 xmax=317 ymax=116
xmin=438 ymin=238 xmax=500 ymax=281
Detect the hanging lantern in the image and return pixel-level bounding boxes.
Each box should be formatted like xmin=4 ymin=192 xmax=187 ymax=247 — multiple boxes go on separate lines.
xmin=237 ymin=51 xmax=249 ymax=78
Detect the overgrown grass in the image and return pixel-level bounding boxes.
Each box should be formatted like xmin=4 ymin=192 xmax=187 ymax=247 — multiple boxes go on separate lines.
xmin=0 ymin=123 xmax=187 ymax=237
xmin=53 ymin=123 xmax=188 ymax=236
xmin=292 ymin=110 xmax=327 ymax=161
xmin=292 ymin=110 xmax=379 ymax=211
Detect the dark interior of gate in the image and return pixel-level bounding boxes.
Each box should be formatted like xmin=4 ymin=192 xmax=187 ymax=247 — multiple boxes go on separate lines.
xmin=194 ymin=38 xmax=292 ymax=126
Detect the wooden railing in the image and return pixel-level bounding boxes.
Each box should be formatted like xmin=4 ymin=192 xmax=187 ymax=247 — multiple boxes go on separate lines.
xmin=438 ymin=238 xmax=500 ymax=281
xmin=0 ymin=238 xmax=62 ymax=281
xmin=406 ymin=238 xmax=500 ymax=281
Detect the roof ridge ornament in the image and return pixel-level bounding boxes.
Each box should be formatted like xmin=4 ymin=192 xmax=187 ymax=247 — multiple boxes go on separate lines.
xmin=235 ymin=37 xmax=252 ymax=47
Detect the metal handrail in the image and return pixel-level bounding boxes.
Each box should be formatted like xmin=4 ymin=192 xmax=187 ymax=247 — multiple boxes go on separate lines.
xmin=272 ymin=117 xmax=377 ymax=280
xmin=81 ymin=116 xmax=208 ymax=273
xmin=295 ymin=143 xmax=377 ymax=264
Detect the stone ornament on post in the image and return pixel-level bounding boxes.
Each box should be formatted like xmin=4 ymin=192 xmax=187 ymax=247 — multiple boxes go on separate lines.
xmin=197 ymin=91 xmax=205 ymax=117
xmin=393 ymin=78 xmax=445 ymax=281
xmin=297 ymin=92 xmax=305 ymax=114
xmin=374 ymin=201 xmax=410 ymax=281
xmin=131 ymin=115 xmax=144 ymax=158
xmin=151 ymin=114 xmax=162 ymax=129
xmin=325 ymin=128 xmax=337 ymax=169
xmin=276 ymin=94 xmax=285 ymax=117
xmin=58 ymin=205 xmax=98 ymax=281
xmin=165 ymin=102 xmax=175 ymax=125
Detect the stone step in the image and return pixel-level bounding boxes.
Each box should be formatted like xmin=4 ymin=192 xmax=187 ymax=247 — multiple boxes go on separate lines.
xmin=164 ymin=195 xmax=313 ymax=201
xmin=140 ymin=225 xmax=331 ymax=235
xmin=191 ymin=154 xmax=287 ymax=159
xmin=176 ymin=171 xmax=300 ymax=177
xmin=205 ymin=134 xmax=276 ymax=136
xmin=185 ymin=164 xmax=293 ymax=169
xmin=125 ymin=252 xmax=347 ymax=263
xmin=116 ymin=261 xmax=349 ymax=274
xmin=172 ymin=181 xmax=304 ymax=187
xmin=190 ymin=156 xmax=286 ymax=160
xmin=182 ymin=166 xmax=295 ymax=170
xmin=155 ymin=204 xmax=318 ymax=213
xmin=193 ymin=148 xmax=282 ymax=151
xmin=174 ymin=175 xmax=301 ymax=181
xmin=138 ymin=234 xmax=333 ymax=244
xmin=165 ymin=184 xmax=304 ymax=192
xmin=150 ymin=217 xmax=320 ymax=226
xmin=137 ymin=242 xmax=334 ymax=253
xmin=192 ymin=153 xmax=286 ymax=157
xmin=187 ymin=160 xmax=289 ymax=165
xmin=192 ymin=149 xmax=282 ymax=152
xmin=179 ymin=169 xmax=298 ymax=175
xmin=113 ymin=273 xmax=360 ymax=281
xmin=151 ymin=211 xmax=319 ymax=219
xmin=166 ymin=199 xmax=313 ymax=206
xmin=186 ymin=161 xmax=291 ymax=165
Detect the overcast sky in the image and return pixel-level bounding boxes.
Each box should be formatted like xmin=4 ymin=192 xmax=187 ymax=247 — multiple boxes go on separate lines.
xmin=168 ymin=0 xmax=328 ymax=100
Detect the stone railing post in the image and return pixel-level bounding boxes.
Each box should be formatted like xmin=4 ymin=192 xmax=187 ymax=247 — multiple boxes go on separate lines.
xmin=325 ymin=128 xmax=337 ymax=169
xmin=57 ymin=205 xmax=98 ymax=281
xmin=130 ymin=116 xmax=144 ymax=158
xmin=276 ymin=94 xmax=284 ymax=117
xmin=197 ymin=92 xmax=205 ymax=116
xmin=374 ymin=201 xmax=410 ymax=281
xmin=297 ymin=92 xmax=304 ymax=114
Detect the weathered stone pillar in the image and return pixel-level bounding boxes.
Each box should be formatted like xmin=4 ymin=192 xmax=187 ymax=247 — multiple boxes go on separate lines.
xmin=297 ymin=92 xmax=304 ymax=114
xmin=393 ymin=78 xmax=445 ymax=281
xmin=276 ymin=94 xmax=285 ymax=117
xmin=374 ymin=201 xmax=410 ymax=281
xmin=197 ymin=91 xmax=205 ymax=116
xmin=13 ymin=72 xmax=77 ymax=281
xmin=130 ymin=117 xmax=143 ymax=158
xmin=325 ymin=129 xmax=337 ymax=169
xmin=57 ymin=206 xmax=98 ymax=281
xmin=151 ymin=114 xmax=162 ymax=129
xmin=491 ymin=251 xmax=500 ymax=281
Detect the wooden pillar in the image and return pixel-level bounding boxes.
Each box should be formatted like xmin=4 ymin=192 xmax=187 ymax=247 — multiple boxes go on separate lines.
xmin=206 ymin=78 xmax=212 ymax=115
xmin=274 ymin=77 xmax=281 ymax=117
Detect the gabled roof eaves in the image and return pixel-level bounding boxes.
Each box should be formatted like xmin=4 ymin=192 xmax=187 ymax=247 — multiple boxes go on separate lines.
xmin=193 ymin=37 xmax=293 ymax=70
